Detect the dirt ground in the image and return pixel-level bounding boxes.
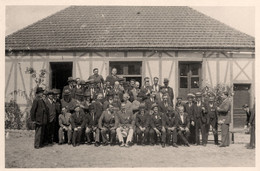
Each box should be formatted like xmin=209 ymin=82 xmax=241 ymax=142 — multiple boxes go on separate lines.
xmin=5 ymin=129 xmax=255 ymax=168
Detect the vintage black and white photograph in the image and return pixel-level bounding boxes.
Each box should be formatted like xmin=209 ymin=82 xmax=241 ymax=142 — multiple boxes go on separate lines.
xmin=4 ymin=5 xmax=256 ymax=168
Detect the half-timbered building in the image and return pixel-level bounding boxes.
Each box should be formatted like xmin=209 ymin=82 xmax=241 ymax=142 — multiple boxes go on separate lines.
xmin=5 ymin=6 xmax=255 ymax=128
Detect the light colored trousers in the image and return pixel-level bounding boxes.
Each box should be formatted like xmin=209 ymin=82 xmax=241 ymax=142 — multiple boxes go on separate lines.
xmin=116 ymin=127 xmax=134 ymax=143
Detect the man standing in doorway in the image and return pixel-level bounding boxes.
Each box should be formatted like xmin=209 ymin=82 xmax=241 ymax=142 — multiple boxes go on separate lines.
xmin=106 ymin=68 xmax=120 ymax=87
xmin=88 ymin=68 xmax=105 ymax=89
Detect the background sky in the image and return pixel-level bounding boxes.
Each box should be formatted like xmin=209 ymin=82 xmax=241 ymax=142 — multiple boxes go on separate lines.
xmin=5 ymin=6 xmax=255 ymax=37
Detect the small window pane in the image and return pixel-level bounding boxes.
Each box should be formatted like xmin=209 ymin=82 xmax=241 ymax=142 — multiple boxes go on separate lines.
xmin=180 ymin=77 xmax=188 ymax=88
xmin=191 ymin=77 xmax=199 ymax=88
xmin=191 ymin=65 xmax=199 ymax=75
xmin=180 ymin=65 xmax=188 ymax=76
xmin=128 ymin=64 xmax=141 ymax=75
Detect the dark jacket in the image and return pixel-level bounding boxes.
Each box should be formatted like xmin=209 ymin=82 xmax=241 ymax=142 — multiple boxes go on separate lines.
xmin=184 ymin=102 xmax=194 ymax=121
xmin=135 ymin=111 xmax=150 ymax=128
xmin=115 ymin=110 xmax=135 ymax=128
xmin=149 ymin=112 xmax=163 ymax=129
xmin=70 ymin=110 xmax=86 ymax=129
xmin=145 ymin=98 xmax=158 ymax=111
xmin=62 ymin=85 xmax=76 ymax=98
xmin=158 ymin=101 xmax=174 ymax=114
xmin=175 ymin=112 xmax=190 ymax=129
xmin=30 ymin=96 xmax=48 ymax=125
xmin=249 ymin=105 xmax=255 ymax=125
xmin=45 ymin=98 xmax=56 ymax=123
xmin=162 ymin=112 xmax=178 ymax=128
xmin=160 ymin=86 xmax=174 ymax=105
xmin=193 ymin=101 xmax=208 ymax=124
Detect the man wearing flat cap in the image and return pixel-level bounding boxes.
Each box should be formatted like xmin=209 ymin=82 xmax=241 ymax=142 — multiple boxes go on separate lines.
xmin=160 ymin=78 xmax=174 ymax=106
xmin=98 ymin=104 xmax=117 ymax=146
xmin=115 ymin=103 xmax=135 ymax=147
xmin=149 ymin=103 xmax=166 ymax=147
xmin=193 ymin=92 xmax=208 ymax=146
xmin=217 ymin=91 xmax=231 ymax=147
xmin=135 ymin=104 xmax=150 ymax=145
xmin=30 ymin=87 xmax=48 ymax=149
xmin=184 ymin=93 xmax=196 ymax=144
xmin=62 ymin=77 xmax=76 ymax=98
xmin=206 ymin=96 xmax=219 ymax=145
xmin=70 ymin=104 xmax=86 ymax=147
xmin=44 ymin=90 xmax=57 ymax=145
xmin=88 ymin=68 xmax=104 ymax=89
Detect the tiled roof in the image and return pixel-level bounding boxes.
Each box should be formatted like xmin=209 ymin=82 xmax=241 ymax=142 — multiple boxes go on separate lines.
xmin=5 ymin=6 xmax=255 ymax=51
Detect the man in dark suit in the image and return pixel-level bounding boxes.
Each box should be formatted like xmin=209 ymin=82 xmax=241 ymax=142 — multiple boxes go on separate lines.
xmin=248 ymin=104 xmax=255 ymax=149
xmin=158 ymin=93 xmax=174 ymax=114
xmin=145 ymin=90 xmax=157 ymax=112
xmin=98 ymin=105 xmax=117 ymax=146
xmin=70 ymin=104 xmax=86 ymax=147
xmin=106 ymin=68 xmax=120 ymax=87
xmin=207 ymin=96 xmax=219 ymax=145
xmin=87 ymin=104 xmax=101 ymax=146
xmin=193 ymin=92 xmax=208 ymax=146
xmin=62 ymin=77 xmax=76 ymax=98
xmin=176 ymin=105 xmax=190 ymax=147
xmin=30 ymin=87 xmax=48 ymax=149
xmin=149 ymin=104 xmax=166 ymax=147
xmin=184 ymin=93 xmax=196 ymax=144
xmin=162 ymin=110 xmax=178 ymax=147
xmin=160 ymin=78 xmax=174 ymax=106
xmin=44 ymin=90 xmax=57 ymax=145
xmin=217 ymin=91 xmax=231 ymax=147
xmin=135 ymin=104 xmax=150 ymax=145
xmin=140 ymin=78 xmax=152 ymax=97
xmin=85 ymin=79 xmax=99 ymax=101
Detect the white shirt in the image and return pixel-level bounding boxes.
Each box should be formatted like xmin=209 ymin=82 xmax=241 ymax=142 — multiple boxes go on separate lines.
xmin=180 ymin=114 xmax=184 ymax=123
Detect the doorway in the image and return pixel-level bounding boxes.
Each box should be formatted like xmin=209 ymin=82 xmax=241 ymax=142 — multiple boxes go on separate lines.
xmin=233 ymin=84 xmax=251 ymax=128
xmin=178 ymin=62 xmax=202 ymax=99
xmin=49 ymin=62 xmax=73 ymax=93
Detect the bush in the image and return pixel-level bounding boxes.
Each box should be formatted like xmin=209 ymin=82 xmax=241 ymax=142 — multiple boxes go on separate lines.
xmin=5 ymin=100 xmax=24 ymax=129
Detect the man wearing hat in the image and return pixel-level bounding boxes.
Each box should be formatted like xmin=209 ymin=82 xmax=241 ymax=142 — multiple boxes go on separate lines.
xmin=206 ymin=96 xmax=219 ymax=145
xmin=217 ymin=91 xmax=231 ymax=147
xmin=61 ymin=89 xmax=77 ymax=112
xmin=70 ymin=104 xmax=86 ymax=147
xmin=44 ymin=90 xmax=57 ymax=145
xmin=135 ymin=104 xmax=150 ymax=145
xmin=175 ymin=97 xmax=183 ymax=108
xmin=58 ymin=106 xmax=72 ymax=145
xmin=30 ymin=87 xmax=48 ymax=149
xmin=88 ymin=68 xmax=105 ymax=89
xmin=184 ymin=93 xmax=196 ymax=144
xmin=242 ymin=104 xmax=252 ymax=133
xmin=149 ymin=103 xmax=166 ymax=147
xmin=62 ymin=77 xmax=76 ymax=98
xmin=98 ymin=104 xmax=117 ymax=146
xmin=193 ymin=92 xmax=208 ymax=146
xmin=106 ymin=68 xmax=120 ymax=87
xmin=115 ymin=103 xmax=135 ymax=147
xmin=162 ymin=109 xmax=178 ymax=147
xmin=175 ymin=105 xmax=190 ymax=147
xmin=160 ymin=78 xmax=174 ymax=106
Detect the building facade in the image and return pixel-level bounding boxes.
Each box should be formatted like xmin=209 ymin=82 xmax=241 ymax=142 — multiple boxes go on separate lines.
xmin=5 ymin=6 xmax=255 ymax=128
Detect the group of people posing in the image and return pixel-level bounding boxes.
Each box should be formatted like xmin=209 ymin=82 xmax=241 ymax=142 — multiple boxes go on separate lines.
xmin=31 ymin=67 xmax=235 ymax=149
